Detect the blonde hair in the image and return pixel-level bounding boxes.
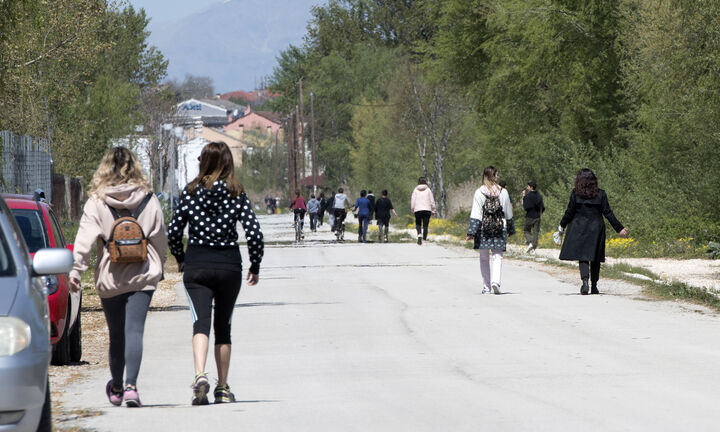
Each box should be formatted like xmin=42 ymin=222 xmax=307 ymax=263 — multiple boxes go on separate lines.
xmin=187 ymin=142 xmax=244 ymax=197
xmin=88 ymin=147 xmax=151 ymax=198
xmin=482 ymin=166 xmax=500 ymax=195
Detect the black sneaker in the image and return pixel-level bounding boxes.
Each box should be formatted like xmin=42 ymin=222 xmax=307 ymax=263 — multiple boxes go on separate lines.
xmin=214 ymin=384 xmax=236 ymax=404
xmin=417 ymin=236 xmax=422 ymax=245
xmin=191 ymin=373 xmax=210 ymax=405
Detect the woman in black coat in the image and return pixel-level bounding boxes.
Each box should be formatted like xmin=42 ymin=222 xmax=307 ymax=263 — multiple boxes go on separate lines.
xmin=558 ymin=168 xmax=628 ymax=295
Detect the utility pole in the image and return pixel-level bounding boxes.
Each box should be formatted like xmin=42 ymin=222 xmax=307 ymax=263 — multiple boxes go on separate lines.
xmin=310 ymin=89 xmax=317 ymax=193
xmin=298 ymin=78 xmax=305 ymax=185
xmin=274 ymin=127 xmax=280 ymax=191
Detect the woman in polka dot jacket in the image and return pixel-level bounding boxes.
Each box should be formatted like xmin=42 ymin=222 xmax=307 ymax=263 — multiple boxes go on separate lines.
xmin=168 ymin=141 xmax=264 ymax=405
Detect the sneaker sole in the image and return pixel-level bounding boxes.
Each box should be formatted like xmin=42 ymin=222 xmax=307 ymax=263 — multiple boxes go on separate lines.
xmin=192 ymin=381 xmax=210 ymax=406
xmin=126 ymin=399 xmax=141 ymax=408
xmin=491 ymin=285 xmax=501 ymax=294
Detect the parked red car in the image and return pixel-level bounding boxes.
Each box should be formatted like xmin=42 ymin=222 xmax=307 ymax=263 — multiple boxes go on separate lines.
xmin=3 ymin=192 xmax=82 ymax=365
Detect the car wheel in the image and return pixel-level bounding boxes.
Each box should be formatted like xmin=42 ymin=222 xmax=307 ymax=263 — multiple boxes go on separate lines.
xmin=51 ymin=301 xmax=71 ymax=366
xmin=37 ymin=378 xmax=52 ymax=432
xmin=70 ymin=294 xmax=82 ymax=363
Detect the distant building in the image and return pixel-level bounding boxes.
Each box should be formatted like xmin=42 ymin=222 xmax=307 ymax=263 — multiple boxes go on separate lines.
xmin=225 ymin=108 xmax=283 ymax=138
xmin=174 ymin=97 xmax=245 ymax=128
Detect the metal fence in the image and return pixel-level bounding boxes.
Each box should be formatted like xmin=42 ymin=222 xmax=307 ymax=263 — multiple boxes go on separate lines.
xmin=0 ymin=130 xmax=53 ymax=202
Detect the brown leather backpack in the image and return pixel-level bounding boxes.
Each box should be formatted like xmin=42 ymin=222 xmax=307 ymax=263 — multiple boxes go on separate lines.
xmin=106 ymin=193 xmax=153 ymax=263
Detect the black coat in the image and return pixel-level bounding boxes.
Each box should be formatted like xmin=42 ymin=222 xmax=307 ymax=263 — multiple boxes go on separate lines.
xmin=559 ymin=189 xmax=624 ymax=262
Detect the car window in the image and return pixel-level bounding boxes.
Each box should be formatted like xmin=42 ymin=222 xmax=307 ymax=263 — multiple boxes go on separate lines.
xmin=0 ymin=222 xmax=17 ymax=277
xmin=10 ymin=209 xmax=50 ymax=253
xmin=48 ymin=209 xmax=66 ymax=247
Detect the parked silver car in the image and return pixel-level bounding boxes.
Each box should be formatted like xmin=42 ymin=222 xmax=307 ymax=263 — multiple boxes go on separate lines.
xmin=0 ymin=196 xmax=73 ymax=431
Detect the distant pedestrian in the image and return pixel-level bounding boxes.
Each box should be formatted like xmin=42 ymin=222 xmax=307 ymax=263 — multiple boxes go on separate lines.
xmin=465 ymin=166 xmax=515 ymax=294
xmin=367 ymin=190 xmax=376 ymax=224
xmin=353 ymin=190 xmax=371 ymax=242
xmin=307 ymin=194 xmax=320 ymax=232
xmin=410 ymin=177 xmax=436 ymax=245
xmin=557 ymin=168 xmax=627 ymax=295
xmin=69 ymin=146 xmax=167 ymax=407
xmin=318 ymin=192 xmax=327 ymax=226
xmin=290 ymin=190 xmax=307 ymax=234
xmin=168 ymin=141 xmax=264 ymax=405
xmin=374 ymin=189 xmax=398 ymax=243
xmin=522 ymin=181 xmax=545 ymax=254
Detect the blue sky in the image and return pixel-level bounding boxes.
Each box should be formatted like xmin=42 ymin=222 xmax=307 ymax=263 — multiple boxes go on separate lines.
xmin=127 ymin=0 xmax=223 ymax=25
xmin=126 ymin=0 xmax=320 ymax=91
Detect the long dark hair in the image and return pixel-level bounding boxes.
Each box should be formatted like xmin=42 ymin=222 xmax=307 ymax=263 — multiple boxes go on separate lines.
xmin=187 ymin=142 xmax=244 ymax=196
xmin=574 ymin=168 xmax=599 ymax=199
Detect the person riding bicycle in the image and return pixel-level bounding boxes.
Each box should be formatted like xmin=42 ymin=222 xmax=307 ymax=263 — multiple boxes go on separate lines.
xmin=290 ymin=190 xmax=307 ymax=236
xmin=332 ymin=187 xmax=352 ymax=233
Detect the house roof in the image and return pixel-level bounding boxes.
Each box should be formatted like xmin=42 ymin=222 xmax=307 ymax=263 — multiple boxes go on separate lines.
xmin=254 ymin=111 xmax=284 ymax=124
xmin=197 ymin=98 xmax=245 ymax=112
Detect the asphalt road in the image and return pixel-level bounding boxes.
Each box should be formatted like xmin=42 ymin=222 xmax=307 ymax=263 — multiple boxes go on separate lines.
xmin=62 ymin=214 xmax=720 ymax=431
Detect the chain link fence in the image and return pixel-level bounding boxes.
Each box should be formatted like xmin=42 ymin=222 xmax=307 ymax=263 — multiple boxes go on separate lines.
xmin=0 ymin=130 xmax=53 ymax=202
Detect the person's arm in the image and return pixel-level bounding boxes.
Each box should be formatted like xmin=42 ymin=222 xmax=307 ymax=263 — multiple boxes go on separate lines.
xmin=559 ymin=191 xmax=577 ymax=231
xmin=466 ymin=190 xmax=483 ymax=240
xmin=237 ymin=193 xmax=264 ymax=282
xmin=430 ymin=190 xmax=437 ymax=214
xmin=146 ymin=196 xmax=168 ymax=267
xmin=167 ymin=189 xmax=190 ymax=269
xmin=389 ymin=200 xmax=398 ymax=218
xmin=69 ymin=198 xmax=103 ymax=290
xmin=600 ymin=190 xmax=626 ymax=235
xmin=410 ymin=190 xmax=416 ymax=213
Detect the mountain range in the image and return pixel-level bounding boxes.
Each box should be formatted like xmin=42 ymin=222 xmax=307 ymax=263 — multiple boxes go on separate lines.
xmin=146 ymin=0 xmax=320 ymax=92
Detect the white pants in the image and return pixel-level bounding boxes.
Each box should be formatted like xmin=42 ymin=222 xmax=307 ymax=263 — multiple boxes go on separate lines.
xmin=479 ymin=249 xmax=503 ymax=289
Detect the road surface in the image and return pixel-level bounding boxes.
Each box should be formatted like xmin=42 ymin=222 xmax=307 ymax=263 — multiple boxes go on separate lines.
xmin=62 ymin=214 xmax=720 ymax=431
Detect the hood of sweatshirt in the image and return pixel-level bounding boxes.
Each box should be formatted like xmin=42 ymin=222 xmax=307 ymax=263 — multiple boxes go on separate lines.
xmin=103 ymin=184 xmax=150 ymax=211
xmin=196 ymin=180 xmax=232 ymax=215
xmin=415 ymin=184 xmax=429 ymax=192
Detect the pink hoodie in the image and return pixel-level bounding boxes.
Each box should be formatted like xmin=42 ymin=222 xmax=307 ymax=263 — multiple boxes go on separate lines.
xmin=70 ymin=184 xmax=167 ymax=298
xmin=411 ymin=184 xmax=436 ymax=213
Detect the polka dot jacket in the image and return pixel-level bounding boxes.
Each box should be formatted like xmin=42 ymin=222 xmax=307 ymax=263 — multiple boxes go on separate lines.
xmin=168 ymin=180 xmax=264 ymax=274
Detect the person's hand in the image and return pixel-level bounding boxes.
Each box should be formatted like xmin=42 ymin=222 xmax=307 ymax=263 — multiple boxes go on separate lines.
xmin=69 ymin=277 xmax=82 ymax=293
xmin=557 ymin=225 xmax=564 ymax=233
xmin=619 ymin=228 xmax=628 ymax=238
xmin=465 ymin=234 xmax=474 ymax=241
xmin=246 ymin=271 xmax=259 ymax=286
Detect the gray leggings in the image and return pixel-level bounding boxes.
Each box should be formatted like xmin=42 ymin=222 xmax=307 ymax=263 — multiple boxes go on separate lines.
xmin=100 ymin=290 xmax=154 ymax=387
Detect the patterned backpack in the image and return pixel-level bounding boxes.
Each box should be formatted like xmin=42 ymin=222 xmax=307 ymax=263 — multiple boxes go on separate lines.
xmin=106 ymin=193 xmax=153 ymax=263
xmin=481 ymin=193 xmax=505 ymax=237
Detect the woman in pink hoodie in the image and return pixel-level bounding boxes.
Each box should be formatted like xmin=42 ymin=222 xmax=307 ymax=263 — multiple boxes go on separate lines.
xmin=69 ymin=147 xmax=167 ymax=408
xmin=410 ymin=177 xmax=436 ymax=245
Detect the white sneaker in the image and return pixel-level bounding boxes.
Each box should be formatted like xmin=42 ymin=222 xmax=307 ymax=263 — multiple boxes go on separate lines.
xmin=491 ymin=283 xmax=501 ymax=295
xmin=481 ymin=286 xmax=491 ymax=294
xmin=525 ymin=244 xmax=533 ymax=253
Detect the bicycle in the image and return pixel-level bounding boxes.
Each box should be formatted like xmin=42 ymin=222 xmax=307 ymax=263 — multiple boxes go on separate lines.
xmin=333 ymin=212 xmax=345 ymax=241
xmin=294 ymin=212 xmax=304 ymax=242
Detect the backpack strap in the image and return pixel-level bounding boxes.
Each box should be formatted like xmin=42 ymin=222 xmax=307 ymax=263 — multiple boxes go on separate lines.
xmin=132 ymin=193 xmax=154 ymax=219
xmin=106 ymin=193 xmax=153 ymax=220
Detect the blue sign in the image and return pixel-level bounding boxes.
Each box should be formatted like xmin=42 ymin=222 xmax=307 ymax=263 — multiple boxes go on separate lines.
xmin=181 ymin=103 xmax=202 ymax=111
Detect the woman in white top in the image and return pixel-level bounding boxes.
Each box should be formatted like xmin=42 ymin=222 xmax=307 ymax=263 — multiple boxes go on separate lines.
xmin=466 ymin=166 xmax=515 ymax=294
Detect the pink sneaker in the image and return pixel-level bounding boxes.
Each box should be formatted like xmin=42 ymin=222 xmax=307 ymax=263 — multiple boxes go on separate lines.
xmin=123 ymin=386 xmax=142 ymax=407
xmin=105 ymin=380 xmax=123 ymax=406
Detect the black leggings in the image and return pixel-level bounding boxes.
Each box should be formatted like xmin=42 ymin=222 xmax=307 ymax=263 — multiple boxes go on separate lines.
xmin=101 ymin=290 xmax=154 ymax=387
xmin=184 ymin=267 xmax=242 ymax=345
xmin=414 ymin=211 xmax=431 ymax=240
xmin=579 ymin=261 xmax=601 ymax=284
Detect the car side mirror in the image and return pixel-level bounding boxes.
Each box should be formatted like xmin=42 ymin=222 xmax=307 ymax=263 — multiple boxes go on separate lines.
xmin=32 ymin=248 xmax=73 ymax=276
